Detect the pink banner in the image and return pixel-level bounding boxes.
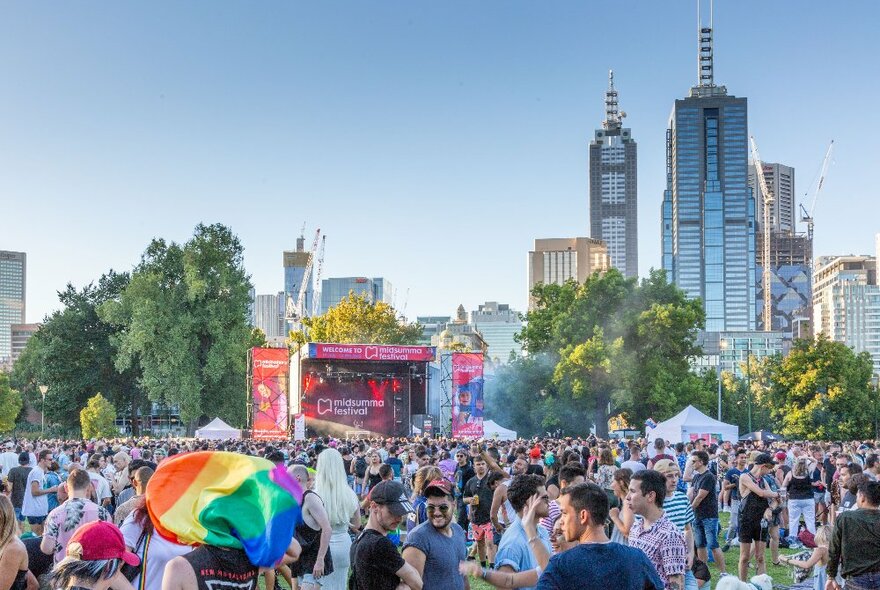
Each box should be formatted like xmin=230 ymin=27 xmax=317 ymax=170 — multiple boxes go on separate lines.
xmin=451 ymin=353 xmax=484 ymax=438
xmin=252 ymin=347 xmax=289 ymax=440
xmin=308 ymin=343 xmax=435 ymax=362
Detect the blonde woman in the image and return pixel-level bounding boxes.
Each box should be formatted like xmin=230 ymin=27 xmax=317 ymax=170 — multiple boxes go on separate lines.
xmin=314 ymin=448 xmax=361 ymax=590
xmin=0 ymin=495 xmax=30 ymax=590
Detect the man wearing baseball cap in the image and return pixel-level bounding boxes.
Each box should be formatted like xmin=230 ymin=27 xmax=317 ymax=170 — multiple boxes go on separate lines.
xmin=736 ymin=452 xmax=781 ymax=581
xmin=403 ymin=479 xmax=467 ymax=590
xmin=350 ymin=480 xmax=423 ymax=590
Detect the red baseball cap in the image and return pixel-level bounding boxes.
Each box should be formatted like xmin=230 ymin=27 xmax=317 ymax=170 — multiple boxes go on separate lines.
xmin=529 ymin=447 xmax=542 ymax=459
xmin=424 ymin=479 xmax=453 ymax=497
xmin=66 ymin=521 xmax=140 ymax=566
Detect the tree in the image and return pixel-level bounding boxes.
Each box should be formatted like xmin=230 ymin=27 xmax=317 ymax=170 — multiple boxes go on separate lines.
xmin=766 ymin=335 xmax=874 ymax=439
xmin=100 ymin=224 xmax=254 ymax=430
xmin=80 ymin=393 xmax=119 ymax=438
xmin=10 ymin=271 xmax=145 ymax=433
xmin=0 ymin=373 xmax=23 ymax=433
xmin=291 ymin=292 xmax=422 ymax=346
xmin=517 ymin=269 xmax=707 ymax=437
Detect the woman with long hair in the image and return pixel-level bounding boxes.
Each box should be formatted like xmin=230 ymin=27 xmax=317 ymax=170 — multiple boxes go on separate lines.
xmin=120 ymin=497 xmax=192 ymax=590
xmin=783 ymin=455 xmax=817 ymax=543
xmin=594 ymin=448 xmax=617 ymax=491
xmin=608 ymin=467 xmax=634 ymax=545
xmin=313 ymin=448 xmax=361 ymax=590
xmin=407 ymin=466 xmax=444 ymax=533
xmin=0 ymin=495 xmax=29 ymax=590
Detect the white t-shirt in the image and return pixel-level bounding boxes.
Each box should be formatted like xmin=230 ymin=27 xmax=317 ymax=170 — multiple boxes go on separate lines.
xmin=22 ymin=466 xmax=48 ymax=517
xmin=121 ymin=511 xmax=193 ymax=590
xmin=0 ymin=451 xmax=18 ymax=476
xmin=88 ymin=471 xmax=112 ymax=504
xmin=620 ymin=460 xmax=646 ymax=473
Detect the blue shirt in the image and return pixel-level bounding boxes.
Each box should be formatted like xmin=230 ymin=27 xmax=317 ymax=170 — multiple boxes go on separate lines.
xmin=495 ymin=520 xmax=551 ymax=590
xmin=537 ymin=542 xmax=663 ymax=590
xmin=402 ymin=521 xmax=467 ymax=590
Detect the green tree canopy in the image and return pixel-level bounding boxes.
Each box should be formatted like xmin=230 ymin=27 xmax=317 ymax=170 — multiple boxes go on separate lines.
xmin=80 ymin=393 xmax=118 ymax=439
xmin=0 ymin=373 xmax=23 ymax=433
xmin=10 ymin=271 xmax=145 ymax=433
xmin=766 ymin=335 xmax=874 ymax=439
xmin=501 ymin=268 xmax=707 ymax=437
xmin=291 ymin=292 xmax=421 ymax=346
xmin=100 ymin=223 xmax=254 ymax=430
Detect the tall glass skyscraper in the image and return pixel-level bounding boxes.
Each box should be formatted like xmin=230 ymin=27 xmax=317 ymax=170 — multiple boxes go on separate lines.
xmin=283 ymin=234 xmax=314 ymax=330
xmin=661 ymin=16 xmax=755 ymax=333
xmin=589 ymin=71 xmax=638 ymax=278
xmin=0 ymin=251 xmax=26 ymax=363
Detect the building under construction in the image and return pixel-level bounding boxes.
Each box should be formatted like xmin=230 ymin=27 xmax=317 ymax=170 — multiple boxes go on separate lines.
xmin=754 ymin=229 xmax=813 ymax=336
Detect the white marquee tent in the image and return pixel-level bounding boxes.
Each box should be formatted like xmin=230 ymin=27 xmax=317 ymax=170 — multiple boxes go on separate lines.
xmin=646 ymin=405 xmax=738 ymax=445
xmin=483 ymin=420 xmax=517 ymax=441
xmin=195 ymin=417 xmax=242 ymax=440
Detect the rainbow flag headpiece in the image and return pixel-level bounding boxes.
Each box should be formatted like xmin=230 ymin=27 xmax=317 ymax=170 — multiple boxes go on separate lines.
xmin=146 ymin=451 xmax=303 ymax=568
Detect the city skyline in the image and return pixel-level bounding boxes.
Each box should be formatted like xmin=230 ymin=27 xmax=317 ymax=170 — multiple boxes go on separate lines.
xmin=2 ymin=2 xmax=877 ymax=324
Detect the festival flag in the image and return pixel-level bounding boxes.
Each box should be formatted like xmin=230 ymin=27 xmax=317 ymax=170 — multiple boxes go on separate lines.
xmin=146 ymin=451 xmax=303 ymax=568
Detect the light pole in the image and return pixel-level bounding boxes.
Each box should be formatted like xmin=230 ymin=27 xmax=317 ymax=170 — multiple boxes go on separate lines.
xmin=38 ymin=385 xmax=48 ymax=436
xmin=872 ymin=374 xmax=879 ymax=439
xmin=717 ymin=339 xmax=727 ymax=421
xmin=745 ymin=339 xmax=752 ymax=434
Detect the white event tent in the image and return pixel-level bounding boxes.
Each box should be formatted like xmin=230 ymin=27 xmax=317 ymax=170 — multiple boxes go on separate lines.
xmin=195 ymin=417 xmax=242 ymax=440
xmin=646 ymin=405 xmax=738 ymax=445
xmin=483 ymin=420 xmax=517 ymax=441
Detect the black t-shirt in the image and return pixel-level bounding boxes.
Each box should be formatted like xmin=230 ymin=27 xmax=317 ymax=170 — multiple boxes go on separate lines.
xmin=464 ymin=474 xmax=493 ymax=525
xmin=183 ymin=546 xmax=258 ymax=590
xmin=692 ymin=470 xmax=718 ymax=520
xmin=454 ymin=464 xmax=475 ymax=500
xmin=8 ymin=466 xmax=31 ymax=509
xmin=349 ymin=529 xmax=405 ymax=590
xmin=24 ymin=536 xmax=53 ymax=578
xmin=526 ymin=464 xmax=545 ymax=476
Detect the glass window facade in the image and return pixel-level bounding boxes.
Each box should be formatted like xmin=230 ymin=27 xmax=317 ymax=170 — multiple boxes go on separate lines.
xmin=0 ymin=251 xmax=26 ymax=363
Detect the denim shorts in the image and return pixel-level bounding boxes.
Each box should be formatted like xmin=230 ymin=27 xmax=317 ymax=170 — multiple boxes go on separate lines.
xmin=13 ymin=507 xmax=24 ymax=522
xmin=26 ymin=515 xmax=46 ymax=525
xmin=693 ymin=517 xmax=720 ymax=550
xmin=845 ymin=571 xmax=880 ymax=590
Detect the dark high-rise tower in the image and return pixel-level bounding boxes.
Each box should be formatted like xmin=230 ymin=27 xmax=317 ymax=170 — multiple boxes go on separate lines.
xmin=589 ymin=71 xmax=638 ymax=278
xmin=661 ymin=4 xmax=756 ymax=332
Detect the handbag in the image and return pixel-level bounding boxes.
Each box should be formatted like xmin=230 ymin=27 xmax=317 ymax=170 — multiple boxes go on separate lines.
xmin=121 ymin=529 xmax=152 ymax=588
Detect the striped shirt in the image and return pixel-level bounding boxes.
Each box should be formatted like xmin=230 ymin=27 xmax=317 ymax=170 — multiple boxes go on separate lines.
xmin=663 ymin=491 xmax=694 ymax=532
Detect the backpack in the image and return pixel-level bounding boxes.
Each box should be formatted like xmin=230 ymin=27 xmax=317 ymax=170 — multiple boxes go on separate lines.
xmin=798 ymin=529 xmax=817 ymax=548
xmin=354 ymin=456 xmax=367 ymax=478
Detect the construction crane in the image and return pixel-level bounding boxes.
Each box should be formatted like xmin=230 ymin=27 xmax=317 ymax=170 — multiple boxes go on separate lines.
xmin=285 ymin=228 xmax=321 ymax=329
xmin=311 ymin=235 xmax=326 ymax=318
xmin=799 ymin=140 xmax=834 ymax=243
xmin=749 ymin=136 xmax=774 ymax=332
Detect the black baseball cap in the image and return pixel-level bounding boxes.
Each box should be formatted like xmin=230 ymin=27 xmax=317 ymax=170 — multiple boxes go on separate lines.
xmin=369 ymin=480 xmax=414 ymax=516
xmin=754 ymin=453 xmax=776 ymax=466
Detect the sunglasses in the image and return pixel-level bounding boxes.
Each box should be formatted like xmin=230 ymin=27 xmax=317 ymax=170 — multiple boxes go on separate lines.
xmin=426 ymin=504 xmax=450 ymax=514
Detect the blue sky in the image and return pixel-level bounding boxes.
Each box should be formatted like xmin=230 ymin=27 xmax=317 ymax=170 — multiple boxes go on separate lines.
xmin=2 ymin=1 xmax=878 ymax=323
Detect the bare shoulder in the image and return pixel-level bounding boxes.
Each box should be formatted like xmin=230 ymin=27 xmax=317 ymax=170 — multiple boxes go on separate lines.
xmin=163 ymin=555 xmax=197 ymax=590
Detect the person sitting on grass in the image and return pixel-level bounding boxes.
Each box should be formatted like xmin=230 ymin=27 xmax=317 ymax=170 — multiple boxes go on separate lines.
xmin=778 ymin=524 xmax=830 ymax=590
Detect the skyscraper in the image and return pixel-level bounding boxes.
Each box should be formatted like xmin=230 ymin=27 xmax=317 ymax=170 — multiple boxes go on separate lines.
xmin=319 ymin=277 xmax=393 ymax=315
xmin=749 ymin=162 xmax=795 ymax=233
xmin=661 ymin=10 xmax=755 ymax=333
xmin=0 ymin=251 xmax=26 ymax=363
xmin=527 ymin=237 xmax=610 ymax=308
xmin=589 ymin=71 xmax=638 ymax=278
xmin=470 ymin=301 xmax=523 ymax=364
xmin=252 ymin=292 xmax=287 ymax=341
xmin=283 ymin=234 xmax=314 ymax=327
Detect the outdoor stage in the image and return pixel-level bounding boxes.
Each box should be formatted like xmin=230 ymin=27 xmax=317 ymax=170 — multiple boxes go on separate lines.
xmin=291 ymin=343 xmax=435 ymax=438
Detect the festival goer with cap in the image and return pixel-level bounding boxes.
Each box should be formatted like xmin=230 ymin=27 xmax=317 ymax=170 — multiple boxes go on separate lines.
xmin=403 ymin=479 xmax=467 ymax=590
xmin=737 ymin=453 xmax=781 ymax=581
xmin=349 ymin=480 xmax=422 ymax=590
xmin=464 ymin=454 xmax=497 ymax=569
xmin=50 ymin=520 xmax=140 ymax=590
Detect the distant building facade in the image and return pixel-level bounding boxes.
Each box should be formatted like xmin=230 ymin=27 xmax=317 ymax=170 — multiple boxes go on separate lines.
xmin=471 ymin=301 xmax=523 ymax=364
xmin=433 ymin=305 xmax=487 ymax=355
xmin=589 ymin=71 xmax=638 ymax=278
xmin=0 ymin=251 xmax=26 ymax=364
xmin=416 ymin=316 xmax=452 ymax=346
xmin=812 ymin=254 xmax=880 ymax=373
xmin=10 ymin=323 xmax=39 ymax=366
xmin=319 ymin=277 xmax=392 ymax=315
xmin=527 ymin=238 xmax=610 ymax=308
xmin=749 ymin=162 xmax=795 ymax=233
xmin=253 ymin=292 xmax=287 ymax=341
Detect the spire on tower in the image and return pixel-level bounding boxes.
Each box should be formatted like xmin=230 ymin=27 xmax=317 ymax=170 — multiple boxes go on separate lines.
xmin=691 ymin=0 xmax=727 ymax=97
xmin=602 ymin=69 xmax=623 ymax=131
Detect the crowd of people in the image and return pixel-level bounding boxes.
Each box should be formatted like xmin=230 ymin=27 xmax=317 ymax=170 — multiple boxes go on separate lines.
xmin=0 ymin=434 xmax=879 ymax=590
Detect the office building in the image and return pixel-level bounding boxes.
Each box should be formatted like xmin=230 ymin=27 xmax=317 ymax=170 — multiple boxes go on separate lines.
xmin=283 ymin=235 xmax=314 ymax=324
xmin=10 ymin=323 xmax=39 ymax=365
xmin=589 ymin=71 xmax=638 ymax=278
xmin=694 ymin=330 xmax=785 ymax=379
xmin=433 ymin=305 xmax=487 ymax=355
xmin=416 ymin=316 xmax=452 ymax=346
xmin=749 ymin=162 xmax=795 ymax=233
xmin=319 ymin=277 xmax=393 ymax=316
xmin=661 ymin=13 xmax=755 ymax=333
xmin=527 ymin=238 xmax=610 ymax=308
xmin=471 ymin=301 xmax=523 ymax=364
xmin=812 ymin=254 xmax=880 ymax=373
xmin=253 ymin=292 xmax=287 ymax=341
xmin=0 ymin=251 xmax=26 ymax=364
